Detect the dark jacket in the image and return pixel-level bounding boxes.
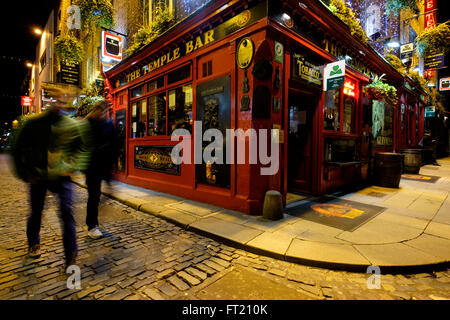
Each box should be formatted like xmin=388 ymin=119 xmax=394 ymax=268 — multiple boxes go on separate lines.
xmin=11 ymin=110 xmax=91 ymax=182
xmin=86 ymin=118 xmax=118 ymax=181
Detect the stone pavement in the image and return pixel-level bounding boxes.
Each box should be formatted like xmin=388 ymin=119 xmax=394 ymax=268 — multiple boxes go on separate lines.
xmin=71 ymin=158 xmax=450 ymax=273
xmin=0 ymin=154 xmax=449 ymax=300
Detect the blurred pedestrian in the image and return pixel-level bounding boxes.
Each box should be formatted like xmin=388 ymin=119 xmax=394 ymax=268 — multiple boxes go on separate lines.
xmin=84 ymin=100 xmax=118 ymax=239
xmin=11 ymin=86 xmax=91 ymax=269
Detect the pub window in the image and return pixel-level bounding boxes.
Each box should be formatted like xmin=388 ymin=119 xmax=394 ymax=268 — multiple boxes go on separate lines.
xmin=168 ymin=64 xmax=191 ymax=85
xmin=147 ymin=93 xmax=167 ymax=136
xmin=168 ymin=84 xmax=193 ymax=135
xmin=342 ymin=79 xmax=356 ymax=133
xmin=131 ymin=85 xmax=144 ymax=98
xmin=131 ymin=100 xmax=147 ymax=138
xmin=324 ymin=89 xmax=340 ymax=131
xmin=148 ymin=76 xmax=164 ymax=92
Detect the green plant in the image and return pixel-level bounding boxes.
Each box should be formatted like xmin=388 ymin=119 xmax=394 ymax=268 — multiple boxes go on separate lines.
xmin=365 ymin=74 xmax=398 ymax=106
xmin=408 ymin=71 xmax=432 ymax=95
xmin=74 ymin=0 xmax=115 ymax=30
xmin=328 ymin=0 xmax=369 ymax=44
xmin=416 ymin=20 xmax=450 ymax=57
xmin=75 ymin=82 xmax=105 ymax=118
xmin=385 ymin=0 xmax=422 ymax=17
xmin=384 ymin=51 xmax=405 ymax=74
xmin=126 ymin=7 xmax=174 ymax=56
xmin=54 ymin=34 xmax=84 ymax=64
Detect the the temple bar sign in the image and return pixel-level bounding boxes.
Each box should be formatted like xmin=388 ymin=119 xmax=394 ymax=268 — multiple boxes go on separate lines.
xmin=122 ymin=1 xmax=267 ymax=85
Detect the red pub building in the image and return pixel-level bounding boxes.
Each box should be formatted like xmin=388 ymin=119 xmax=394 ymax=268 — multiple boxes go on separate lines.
xmin=103 ymin=0 xmax=425 ymax=215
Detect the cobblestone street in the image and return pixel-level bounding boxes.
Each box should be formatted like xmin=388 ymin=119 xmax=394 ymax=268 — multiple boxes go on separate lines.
xmin=0 ymin=154 xmax=449 ymax=300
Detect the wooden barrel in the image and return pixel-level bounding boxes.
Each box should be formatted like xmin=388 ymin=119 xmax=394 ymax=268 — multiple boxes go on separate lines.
xmin=401 ymin=149 xmax=422 ymax=174
xmin=373 ymin=152 xmax=402 ymax=188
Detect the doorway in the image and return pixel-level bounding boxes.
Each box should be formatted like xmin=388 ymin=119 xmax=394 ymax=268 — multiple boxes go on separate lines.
xmin=287 ymin=89 xmax=317 ymax=194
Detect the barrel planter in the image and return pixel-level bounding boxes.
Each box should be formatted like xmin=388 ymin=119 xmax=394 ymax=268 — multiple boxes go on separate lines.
xmin=401 ymin=149 xmax=422 ymax=174
xmin=373 ymin=152 xmax=402 ymax=188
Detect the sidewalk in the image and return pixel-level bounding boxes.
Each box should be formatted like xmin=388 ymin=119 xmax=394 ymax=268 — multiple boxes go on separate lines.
xmin=72 ymin=158 xmax=450 ymax=273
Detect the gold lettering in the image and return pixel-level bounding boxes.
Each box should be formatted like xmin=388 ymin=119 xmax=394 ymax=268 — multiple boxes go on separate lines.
xmin=194 ymin=36 xmax=203 ymax=51
xmin=126 ymin=73 xmax=132 ymax=82
xmin=204 ymin=30 xmax=215 ymax=45
xmin=323 ymin=39 xmax=330 ymax=52
xmin=135 ymin=69 xmax=140 ymax=78
xmin=186 ymin=40 xmax=194 ymax=54
xmin=173 ymin=47 xmax=180 ymax=60
xmin=167 ymin=52 xmax=173 ymax=63
xmin=161 ymin=54 xmax=167 ymax=66
xmin=154 ymin=58 xmax=160 ymax=70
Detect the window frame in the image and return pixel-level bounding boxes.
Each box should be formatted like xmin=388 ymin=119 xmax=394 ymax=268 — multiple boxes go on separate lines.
xmin=129 ymin=62 xmax=193 ymax=140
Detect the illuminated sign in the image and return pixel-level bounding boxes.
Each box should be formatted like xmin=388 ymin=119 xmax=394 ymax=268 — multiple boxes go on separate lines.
xmin=440 ymin=77 xmax=450 ymax=91
xmin=21 ymin=96 xmax=32 ymax=107
xmin=102 ymin=31 xmax=123 ymax=62
xmin=424 ymin=11 xmax=437 ymax=31
xmin=425 ymin=0 xmax=436 ymax=11
xmin=343 ymin=80 xmax=356 ymax=97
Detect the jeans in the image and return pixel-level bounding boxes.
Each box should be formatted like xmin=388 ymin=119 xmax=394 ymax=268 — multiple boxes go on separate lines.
xmin=86 ymin=173 xmax=102 ymax=230
xmin=27 ymin=177 xmax=77 ymax=261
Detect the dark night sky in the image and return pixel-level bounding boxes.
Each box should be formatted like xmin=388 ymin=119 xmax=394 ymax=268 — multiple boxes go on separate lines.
xmin=0 ymin=0 xmax=58 ymax=126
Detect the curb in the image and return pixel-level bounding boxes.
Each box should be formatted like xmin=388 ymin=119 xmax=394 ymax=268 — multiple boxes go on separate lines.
xmin=71 ymin=179 xmax=450 ymax=274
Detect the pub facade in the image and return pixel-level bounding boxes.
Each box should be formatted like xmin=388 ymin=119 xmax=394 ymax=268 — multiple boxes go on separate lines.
xmin=104 ymin=0 xmax=424 ymax=215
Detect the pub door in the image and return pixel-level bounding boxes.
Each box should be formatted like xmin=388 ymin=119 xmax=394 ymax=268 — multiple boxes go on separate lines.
xmin=287 ymin=89 xmax=316 ymax=194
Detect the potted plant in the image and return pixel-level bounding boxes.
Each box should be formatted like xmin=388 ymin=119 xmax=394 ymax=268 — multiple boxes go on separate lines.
xmin=365 ymin=74 xmax=398 ymax=106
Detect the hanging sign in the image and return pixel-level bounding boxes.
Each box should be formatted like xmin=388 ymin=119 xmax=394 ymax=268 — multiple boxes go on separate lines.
xmin=323 ymin=60 xmax=345 ymax=91
xmin=400 ymin=43 xmax=414 ymax=60
xmin=60 ymin=62 xmax=80 ymax=85
xmin=424 ymin=106 xmax=435 ymax=117
xmin=439 ymin=77 xmax=450 ymax=91
xmin=102 ymin=31 xmax=123 ymax=62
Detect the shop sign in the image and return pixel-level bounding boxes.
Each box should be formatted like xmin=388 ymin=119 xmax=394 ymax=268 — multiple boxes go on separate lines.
xmin=21 ymin=96 xmax=32 ymax=107
xmin=60 ymin=62 xmax=79 ymax=85
xmin=425 ymin=106 xmax=435 ymax=117
xmin=236 ymin=38 xmax=254 ymax=69
xmin=119 ymin=1 xmax=267 ymax=86
xmin=274 ymin=41 xmax=283 ymax=64
xmin=323 ymin=60 xmax=345 ymax=91
xmin=439 ymin=77 xmax=450 ymax=91
xmin=134 ymin=145 xmax=180 ymax=175
xmin=292 ymin=53 xmax=322 ymax=87
xmin=424 ymin=53 xmax=445 ymax=70
xmin=400 ymin=43 xmax=414 ymax=60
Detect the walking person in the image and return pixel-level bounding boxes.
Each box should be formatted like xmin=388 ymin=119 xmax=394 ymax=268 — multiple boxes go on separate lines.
xmin=84 ymin=100 xmax=118 ymax=239
xmin=11 ymin=87 xmax=91 ymax=268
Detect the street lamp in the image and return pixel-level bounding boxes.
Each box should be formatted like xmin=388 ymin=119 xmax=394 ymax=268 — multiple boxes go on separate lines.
xmin=26 ymin=62 xmax=33 ymax=68
xmin=34 ymin=28 xmax=42 ymax=35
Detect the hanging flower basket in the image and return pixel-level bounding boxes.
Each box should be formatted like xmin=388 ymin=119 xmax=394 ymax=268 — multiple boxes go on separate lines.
xmin=126 ymin=8 xmax=174 ymax=56
xmin=74 ymin=0 xmax=115 ymax=30
xmin=415 ymin=21 xmax=450 ymax=57
xmin=54 ymin=34 xmax=84 ymax=64
xmin=365 ymin=75 xmax=398 ymax=107
xmin=385 ymin=0 xmax=420 ymax=17
xmin=327 ymin=0 xmax=369 ymax=44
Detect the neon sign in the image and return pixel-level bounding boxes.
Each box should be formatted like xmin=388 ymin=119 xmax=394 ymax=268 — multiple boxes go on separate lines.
xmin=343 ymin=80 xmax=356 ymax=97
